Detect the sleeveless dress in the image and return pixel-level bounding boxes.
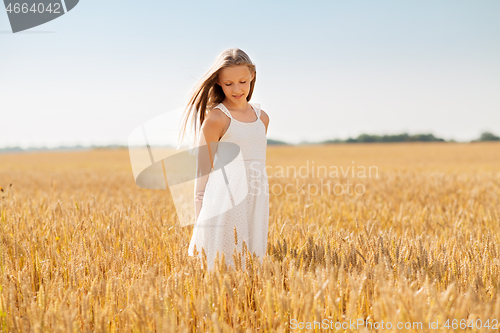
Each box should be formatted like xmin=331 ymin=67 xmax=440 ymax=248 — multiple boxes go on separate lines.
xmin=187 ymin=102 xmax=269 ymax=270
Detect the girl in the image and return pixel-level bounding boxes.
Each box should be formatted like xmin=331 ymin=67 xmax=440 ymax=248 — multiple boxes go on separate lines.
xmin=178 ymin=48 xmax=270 ymax=271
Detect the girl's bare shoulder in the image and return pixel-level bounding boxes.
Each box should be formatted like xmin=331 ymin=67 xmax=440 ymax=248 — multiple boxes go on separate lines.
xmin=201 ymin=107 xmax=229 ymax=138
xmin=260 ymin=109 xmax=269 ymax=123
xmin=206 ymin=106 xmax=229 ymax=124
xmin=260 ymin=109 xmax=269 ymax=133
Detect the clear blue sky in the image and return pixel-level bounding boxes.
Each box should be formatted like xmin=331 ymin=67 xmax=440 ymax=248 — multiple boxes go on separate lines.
xmin=1 ymin=0 xmax=499 ymax=148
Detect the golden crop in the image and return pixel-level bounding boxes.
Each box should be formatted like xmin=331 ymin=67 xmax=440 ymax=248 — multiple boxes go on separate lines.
xmin=0 ymin=142 xmax=499 ymax=332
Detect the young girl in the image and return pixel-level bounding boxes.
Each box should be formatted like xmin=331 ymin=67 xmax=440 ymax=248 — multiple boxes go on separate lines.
xmin=178 ymin=48 xmax=270 ymax=271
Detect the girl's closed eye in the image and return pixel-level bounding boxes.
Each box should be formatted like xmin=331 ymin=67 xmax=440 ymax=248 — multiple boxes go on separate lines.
xmin=225 ymin=81 xmax=247 ymax=86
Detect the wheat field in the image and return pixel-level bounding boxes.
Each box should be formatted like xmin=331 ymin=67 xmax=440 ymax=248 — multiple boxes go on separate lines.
xmin=1 ymin=142 xmax=499 ymax=332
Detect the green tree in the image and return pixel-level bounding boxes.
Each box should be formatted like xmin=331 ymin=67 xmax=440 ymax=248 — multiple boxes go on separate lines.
xmin=478 ymin=131 xmax=500 ymax=141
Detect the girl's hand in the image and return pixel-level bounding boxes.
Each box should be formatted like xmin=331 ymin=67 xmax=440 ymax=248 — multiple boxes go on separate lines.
xmin=194 ymin=191 xmax=205 ymax=223
xmin=195 ymin=191 xmax=205 ymax=203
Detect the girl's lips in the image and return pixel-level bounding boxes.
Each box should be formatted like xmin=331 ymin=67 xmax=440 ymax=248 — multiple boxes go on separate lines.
xmin=233 ymin=94 xmax=243 ymax=99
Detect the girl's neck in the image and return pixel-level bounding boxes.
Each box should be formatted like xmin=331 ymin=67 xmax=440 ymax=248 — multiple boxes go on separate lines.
xmin=222 ymin=99 xmax=249 ymax=112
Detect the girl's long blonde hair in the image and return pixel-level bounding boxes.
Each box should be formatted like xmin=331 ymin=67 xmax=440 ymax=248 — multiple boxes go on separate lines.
xmin=177 ymin=48 xmax=256 ymax=148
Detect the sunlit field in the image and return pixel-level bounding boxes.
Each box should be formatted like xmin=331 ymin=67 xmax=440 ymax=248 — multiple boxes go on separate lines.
xmin=1 ymin=142 xmax=500 ymax=332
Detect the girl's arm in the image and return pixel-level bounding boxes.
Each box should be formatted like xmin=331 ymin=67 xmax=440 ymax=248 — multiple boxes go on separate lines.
xmin=260 ymin=109 xmax=269 ymax=135
xmin=194 ymin=110 xmax=226 ymax=223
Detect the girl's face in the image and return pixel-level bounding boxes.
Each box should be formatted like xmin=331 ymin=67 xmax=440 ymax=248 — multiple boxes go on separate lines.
xmin=217 ymin=65 xmax=255 ymax=103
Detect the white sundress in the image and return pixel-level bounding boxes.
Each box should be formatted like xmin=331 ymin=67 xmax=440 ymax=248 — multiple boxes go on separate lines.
xmin=187 ymin=102 xmax=269 ymax=270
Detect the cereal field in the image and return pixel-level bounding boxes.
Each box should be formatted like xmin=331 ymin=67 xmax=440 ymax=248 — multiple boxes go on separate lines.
xmin=1 ymin=142 xmax=500 ymax=332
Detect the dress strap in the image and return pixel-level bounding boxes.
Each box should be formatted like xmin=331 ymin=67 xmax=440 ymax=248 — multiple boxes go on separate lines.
xmin=250 ymin=103 xmax=261 ymax=118
xmin=214 ymin=103 xmax=233 ymax=119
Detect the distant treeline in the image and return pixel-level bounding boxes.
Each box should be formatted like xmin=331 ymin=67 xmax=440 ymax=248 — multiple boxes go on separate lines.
xmin=474 ymin=131 xmax=500 ymax=142
xmin=314 ymin=131 xmax=500 ymax=145
xmin=321 ymin=133 xmax=445 ymax=144
xmin=300 ymin=131 xmax=500 ymax=145
xmin=1 ymin=132 xmax=499 ymax=152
